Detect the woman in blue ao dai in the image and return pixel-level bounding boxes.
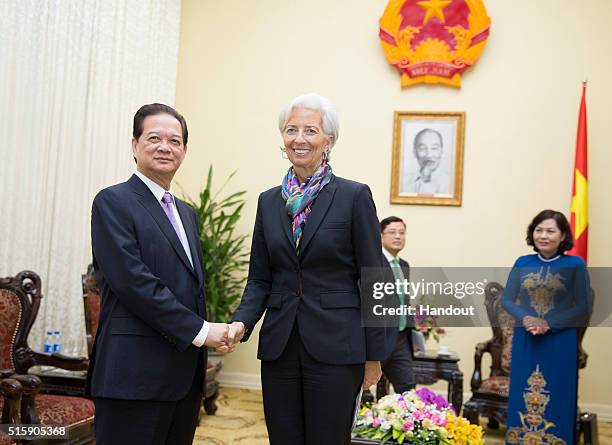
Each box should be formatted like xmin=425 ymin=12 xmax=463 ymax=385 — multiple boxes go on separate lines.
xmin=502 ymin=210 xmax=592 ymax=444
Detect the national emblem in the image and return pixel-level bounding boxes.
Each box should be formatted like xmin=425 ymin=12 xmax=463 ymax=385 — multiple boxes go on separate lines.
xmin=379 ymin=0 xmax=491 ymax=87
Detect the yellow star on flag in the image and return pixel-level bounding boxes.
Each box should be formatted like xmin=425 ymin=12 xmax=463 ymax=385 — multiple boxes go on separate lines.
xmin=571 ymin=169 xmax=588 ymax=238
xmin=417 ymin=0 xmax=453 ymax=24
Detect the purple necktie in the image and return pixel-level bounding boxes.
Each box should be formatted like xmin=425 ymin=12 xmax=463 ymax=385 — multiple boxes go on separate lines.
xmin=161 ymin=192 xmax=181 ymax=238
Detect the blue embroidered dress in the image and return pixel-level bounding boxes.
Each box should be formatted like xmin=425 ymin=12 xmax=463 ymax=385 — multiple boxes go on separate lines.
xmin=501 ymin=253 xmax=591 ymax=445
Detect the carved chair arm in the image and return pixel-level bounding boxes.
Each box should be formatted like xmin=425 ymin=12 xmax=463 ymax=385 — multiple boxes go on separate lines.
xmin=470 ymin=339 xmax=493 ymax=392
xmin=8 ymin=373 xmax=41 ymax=424
xmin=1 ymin=377 xmax=22 ymax=424
xmin=31 ymin=351 xmax=89 ymax=371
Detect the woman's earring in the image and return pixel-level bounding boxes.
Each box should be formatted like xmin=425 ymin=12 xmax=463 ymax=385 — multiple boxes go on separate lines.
xmin=323 ymin=149 xmax=329 ymax=162
xmin=280 ymin=146 xmax=288 ymax=159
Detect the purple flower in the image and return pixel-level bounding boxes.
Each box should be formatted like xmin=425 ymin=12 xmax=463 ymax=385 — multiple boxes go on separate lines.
xmin=416 ymin=388 xmax=457 ymax=413
xmin=415 ymin=387 xmax=437 ymax=404
xmin=434 ymin=395 xmax=449 ymax=409
xmin=414 ymin=312 xmax=425 ymax=325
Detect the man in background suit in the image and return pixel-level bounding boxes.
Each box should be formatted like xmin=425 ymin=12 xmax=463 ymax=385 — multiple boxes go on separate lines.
xmin=380 ymin=216 xmax=416 ymax=393
xmin=88 ymin=103 xmax=230 ymax=445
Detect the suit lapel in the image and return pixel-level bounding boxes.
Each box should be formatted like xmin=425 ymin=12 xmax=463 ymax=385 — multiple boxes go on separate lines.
xmin=128 ymin=175 xmax=197 ymax=280
xmin=176 ymin=200 xmax=204 ymax=287
xmin=299 ymin=177 xmax=336 ymax=255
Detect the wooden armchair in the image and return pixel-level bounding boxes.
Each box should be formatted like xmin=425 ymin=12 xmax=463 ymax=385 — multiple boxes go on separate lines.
xmin=463 ymin=282 xmax=592 ymax=430
xmin=0 ymin=271 xmax=94 ymax=444
xmin=462 ymin=282 xmax=513 ymax=427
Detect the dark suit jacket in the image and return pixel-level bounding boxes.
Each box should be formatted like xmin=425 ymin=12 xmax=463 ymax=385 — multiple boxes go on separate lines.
xmin=232 ymin=175 xmax=390 ymax=365
xmin=382 ymin=255 xmax=415 ymax=349
xmin=86 ymin=174 xmax=207 ymax=401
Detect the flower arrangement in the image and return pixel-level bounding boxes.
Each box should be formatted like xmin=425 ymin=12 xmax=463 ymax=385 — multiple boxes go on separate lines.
xmin=354 ymin=388 xmax=484 ymax=445
xmin=415 ymin=306 xmax=446 ymax=343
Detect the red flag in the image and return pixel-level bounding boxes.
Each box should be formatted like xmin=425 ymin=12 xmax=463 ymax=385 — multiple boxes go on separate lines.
xmin=568 ymin=83 xmax=588 ymax=262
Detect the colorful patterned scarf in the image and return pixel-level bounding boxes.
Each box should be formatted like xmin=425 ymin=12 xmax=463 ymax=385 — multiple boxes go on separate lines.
xmin=281 ymin=161 xmax=333 ymax=252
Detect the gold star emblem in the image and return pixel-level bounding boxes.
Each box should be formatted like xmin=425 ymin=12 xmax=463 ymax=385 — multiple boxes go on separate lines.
xmin=571 ymin=169 xmax=588 ymax=237
xmin=417 ymin=0 xmax=453 ymax=24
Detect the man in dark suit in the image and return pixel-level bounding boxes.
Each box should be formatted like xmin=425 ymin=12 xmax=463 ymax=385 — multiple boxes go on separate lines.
xmin=88 ymin=103 xmax=230 ymax=445
xmin=380 ymin=216 xmax=416 ymax=393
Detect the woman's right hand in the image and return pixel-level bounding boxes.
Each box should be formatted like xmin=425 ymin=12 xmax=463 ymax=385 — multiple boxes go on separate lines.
xmin=522 ymin=315 xmax=538 ymax=331
xmin=522 ymin=316 xmax=550 ymax=335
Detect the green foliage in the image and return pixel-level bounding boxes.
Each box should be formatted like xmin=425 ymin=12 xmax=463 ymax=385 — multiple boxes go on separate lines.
xmin=183 ymin=166 xmax=249 ymax=323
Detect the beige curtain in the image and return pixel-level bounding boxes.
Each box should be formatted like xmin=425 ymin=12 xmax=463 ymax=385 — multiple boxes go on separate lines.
xmin=0 ymin=0 xmax=181 ymax=355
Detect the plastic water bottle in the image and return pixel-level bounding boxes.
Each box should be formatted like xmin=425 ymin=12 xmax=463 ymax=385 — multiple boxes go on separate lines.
xmin=53 ymin=330 xmax=62 ymax=353
xmin=44 ymin=331 xmax=54 ymax=353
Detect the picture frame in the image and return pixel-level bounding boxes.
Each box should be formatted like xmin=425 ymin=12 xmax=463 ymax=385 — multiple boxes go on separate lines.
xmin=390 ymin=111 xmax=465 ymax=206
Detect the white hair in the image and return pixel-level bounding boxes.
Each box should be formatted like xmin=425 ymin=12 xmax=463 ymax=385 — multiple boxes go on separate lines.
xmin=278 ymin=93 xmax=339 ymax=149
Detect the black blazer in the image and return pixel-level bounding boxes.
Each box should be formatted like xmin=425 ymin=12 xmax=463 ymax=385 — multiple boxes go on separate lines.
xmin=232 ymin=175 xmax=389 ymax=365
xmin=383 ymin=255 xmax=415 ymax=348
xmin=86 ymin=174 xmax=207 ymax=401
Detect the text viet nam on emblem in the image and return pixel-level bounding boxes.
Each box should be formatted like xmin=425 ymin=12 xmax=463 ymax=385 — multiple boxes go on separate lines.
xmin=379 ymin=0 xmax=491 ymax=88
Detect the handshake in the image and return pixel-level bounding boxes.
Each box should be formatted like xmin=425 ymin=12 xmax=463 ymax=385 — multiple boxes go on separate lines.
xmin=204 ymin=321 xmax=246 ymax=353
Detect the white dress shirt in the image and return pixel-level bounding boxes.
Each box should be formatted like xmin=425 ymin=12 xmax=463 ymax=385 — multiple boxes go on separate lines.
xmin=134 ymin=171 xmax=209 ymax=347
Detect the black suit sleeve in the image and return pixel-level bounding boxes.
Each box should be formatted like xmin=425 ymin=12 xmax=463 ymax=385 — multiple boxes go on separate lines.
xmin=352 ymin=185 xmax=389 ymax=361
xmin=91 ymin=190 xmax=204 ymax=352
xmin=231 ymin=193 xmax=271 ymax=341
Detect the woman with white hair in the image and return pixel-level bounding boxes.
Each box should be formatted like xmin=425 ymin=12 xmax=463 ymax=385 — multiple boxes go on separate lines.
xmin=229 ymin=93 xmax=388 ymax=444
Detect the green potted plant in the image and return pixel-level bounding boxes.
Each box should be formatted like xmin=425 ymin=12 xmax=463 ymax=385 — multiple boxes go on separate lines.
xmin=183 ymin=166 xmax=250 ymax=324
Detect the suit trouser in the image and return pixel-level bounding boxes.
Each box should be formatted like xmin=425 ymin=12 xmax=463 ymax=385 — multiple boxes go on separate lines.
xmin=381 ymin=329 xmax=415 ymax=394
xmin=261 ymin=324 xmax=364 ymax=445
xmin=93 ymin=354 xmax=204 ymax=445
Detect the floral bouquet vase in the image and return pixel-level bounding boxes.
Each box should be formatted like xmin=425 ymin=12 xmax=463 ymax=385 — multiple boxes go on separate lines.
xmin=354 ymin=388 xmax=484 ymax=444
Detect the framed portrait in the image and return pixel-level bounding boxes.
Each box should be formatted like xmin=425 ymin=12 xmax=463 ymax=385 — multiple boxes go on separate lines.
xmin=390 ymin=111 xmax=465 ymax=206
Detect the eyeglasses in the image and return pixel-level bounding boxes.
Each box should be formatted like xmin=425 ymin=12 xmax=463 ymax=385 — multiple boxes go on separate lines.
xmin=383 ymin=230 xmax=405 ymax=236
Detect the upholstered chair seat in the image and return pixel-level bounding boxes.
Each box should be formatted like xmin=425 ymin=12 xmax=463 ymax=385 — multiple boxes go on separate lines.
xmin=478 ymin=375 xmax=510 ymax=397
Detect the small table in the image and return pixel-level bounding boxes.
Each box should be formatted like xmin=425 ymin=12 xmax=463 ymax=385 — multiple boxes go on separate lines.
xmin=373 ymin=350 xmax=463 ymax=413
xmin=413 ymin=350 xmax=463 ymax=413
